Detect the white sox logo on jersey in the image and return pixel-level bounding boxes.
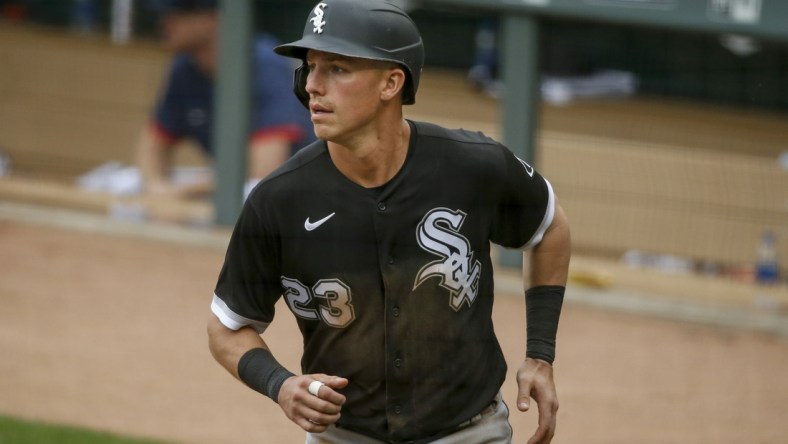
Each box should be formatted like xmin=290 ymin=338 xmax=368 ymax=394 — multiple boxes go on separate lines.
xmin=310 ymin=3 xmax=328 ymax=34
xmin=414 ymin=208 xmax=481 ymax=311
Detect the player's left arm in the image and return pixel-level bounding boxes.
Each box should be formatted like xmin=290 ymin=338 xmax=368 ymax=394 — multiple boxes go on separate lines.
xmin=527 ymin=201 xmax=570 ymax=287
xmin=518 ymin=202 xmax=570 ymax=444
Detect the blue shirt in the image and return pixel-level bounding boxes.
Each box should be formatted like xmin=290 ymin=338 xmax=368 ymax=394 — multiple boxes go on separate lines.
xmin=153 ymin=34 xmax=315 ymax=156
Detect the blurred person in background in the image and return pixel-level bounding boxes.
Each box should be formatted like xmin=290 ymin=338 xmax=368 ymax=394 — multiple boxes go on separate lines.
xmin=137 ymin=0 xmax=315 ymax=199
xmin=467 ymin=17 xmax=502 ymax=98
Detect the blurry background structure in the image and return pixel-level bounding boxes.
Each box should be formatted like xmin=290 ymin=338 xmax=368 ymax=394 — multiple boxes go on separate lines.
xmin=1 ymin=0 xmax=785 ymax=280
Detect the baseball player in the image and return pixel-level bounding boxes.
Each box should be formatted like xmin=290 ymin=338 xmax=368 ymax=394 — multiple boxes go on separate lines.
xmin=207 ymin=1 xmax=570 ymax=443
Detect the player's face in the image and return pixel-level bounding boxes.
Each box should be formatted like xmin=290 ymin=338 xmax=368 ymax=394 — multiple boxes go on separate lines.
xmin=304 ymin=50 xmax=400 ymax=143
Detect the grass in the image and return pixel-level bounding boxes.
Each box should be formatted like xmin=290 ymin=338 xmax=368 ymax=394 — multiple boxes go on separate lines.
xmin=0 ymin=416 xmax=173 ymax=444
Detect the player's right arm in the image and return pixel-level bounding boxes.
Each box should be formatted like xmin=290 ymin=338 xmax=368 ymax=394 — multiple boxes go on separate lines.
xmin=206 ymin=313 xmax=267 ymax=378
xmin=206 ymin=313 xmax=347 ymax=432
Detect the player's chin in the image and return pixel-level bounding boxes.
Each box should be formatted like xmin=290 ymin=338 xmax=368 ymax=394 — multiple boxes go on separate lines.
xmin=311 ymin=124 xmax=336 ymax=142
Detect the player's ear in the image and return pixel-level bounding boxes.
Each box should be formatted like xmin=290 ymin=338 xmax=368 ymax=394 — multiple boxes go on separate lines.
xmin=380 ymin=65 xmax=407 ymax=103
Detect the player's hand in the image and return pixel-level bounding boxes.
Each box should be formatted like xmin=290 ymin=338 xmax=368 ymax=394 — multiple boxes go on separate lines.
xmin=277 ymin=374 xmax=348 ymax=433
xmin=516 ymin=357 xmax=559 ymax=444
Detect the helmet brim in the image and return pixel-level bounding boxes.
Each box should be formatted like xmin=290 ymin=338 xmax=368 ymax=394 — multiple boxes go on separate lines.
xmin=274 ymin=34 xmax=401 ymax=65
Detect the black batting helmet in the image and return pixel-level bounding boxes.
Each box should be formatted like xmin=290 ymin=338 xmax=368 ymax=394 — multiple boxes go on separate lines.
xmin=274 ymin=0 xmax=425 ymax=107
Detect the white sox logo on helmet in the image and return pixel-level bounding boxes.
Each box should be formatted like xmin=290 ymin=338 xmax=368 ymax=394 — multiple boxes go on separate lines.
xmin=310 ymin=3 xmax=328 ymax=34
xmin=414 ymin=208 xmax=482 ymax=311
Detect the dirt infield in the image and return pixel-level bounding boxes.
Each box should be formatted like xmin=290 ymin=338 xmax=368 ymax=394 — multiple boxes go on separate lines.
xmin=1 ymin=216 xmax=787 ymax=444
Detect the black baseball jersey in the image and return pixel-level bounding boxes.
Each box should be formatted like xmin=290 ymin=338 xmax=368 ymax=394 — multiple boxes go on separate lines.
xmin=212 ymin=120 xmax=555 ymax=443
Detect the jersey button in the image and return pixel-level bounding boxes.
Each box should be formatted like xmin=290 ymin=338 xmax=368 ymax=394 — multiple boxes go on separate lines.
xmin=392 ymin=307 xmax=400 ymax=317
xmin=377 ymin=202 xmax=387 ymax=211
xmin=394 ymin=358 xmax=402 ymax=368
xmin=394 ymin=405 xmax=402 ymax=414
xmin=388 ymin=256 xmax=395 ymax=264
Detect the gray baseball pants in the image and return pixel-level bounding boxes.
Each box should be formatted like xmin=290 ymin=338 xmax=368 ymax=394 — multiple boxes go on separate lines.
xmin=305 ymin=392 xmax=512 ymax=444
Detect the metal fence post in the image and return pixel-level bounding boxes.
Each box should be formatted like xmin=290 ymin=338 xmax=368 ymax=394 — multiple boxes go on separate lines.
xmin=498 ymin=13 xmax=541 ymax=269
xmin=213 ymin=0 xmax=253 ymax=226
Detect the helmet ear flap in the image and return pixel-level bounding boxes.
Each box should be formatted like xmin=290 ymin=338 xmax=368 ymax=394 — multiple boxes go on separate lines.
xmin=293 ymin=63 xmax=310 ymax=109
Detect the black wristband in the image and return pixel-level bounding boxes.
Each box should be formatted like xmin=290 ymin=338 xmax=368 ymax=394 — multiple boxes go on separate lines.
xmin=237 ymin=348 xmax=295 ymax=403
xmin=525 ymin=285 xmax=565 ymax=365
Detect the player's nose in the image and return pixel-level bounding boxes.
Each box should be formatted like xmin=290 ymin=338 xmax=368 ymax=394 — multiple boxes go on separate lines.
xmin=304 ymin=69 xmax=324 ymax=97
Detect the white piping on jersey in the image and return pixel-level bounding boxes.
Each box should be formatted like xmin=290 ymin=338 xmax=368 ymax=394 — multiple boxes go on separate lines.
xmin=304 ymin=212 xmax=336 ymax=231
xmin=520 ymin=179 xmax=556 ymax=250
xmin=211 ymin=294 xmax=270 ymax=334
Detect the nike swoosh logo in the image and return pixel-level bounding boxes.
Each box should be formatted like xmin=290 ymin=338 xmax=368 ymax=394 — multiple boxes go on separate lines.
xmin=304 ymin=212 xmax=336 ymax=231
xmin=518 ymin=158 xmax=535 ymax=178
